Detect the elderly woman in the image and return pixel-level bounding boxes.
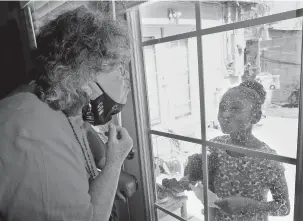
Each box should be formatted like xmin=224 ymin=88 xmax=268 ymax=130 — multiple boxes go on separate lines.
xmin=0 ymin=6 xmax=133 ymax=221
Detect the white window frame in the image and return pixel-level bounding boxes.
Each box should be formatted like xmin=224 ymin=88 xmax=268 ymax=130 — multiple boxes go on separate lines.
xmin=125 ymin=2 xmax=303 ymax=221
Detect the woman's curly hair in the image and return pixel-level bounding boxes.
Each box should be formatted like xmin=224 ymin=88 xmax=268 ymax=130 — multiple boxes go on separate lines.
xmin=30 ymin=6 xmax=130 ymax=116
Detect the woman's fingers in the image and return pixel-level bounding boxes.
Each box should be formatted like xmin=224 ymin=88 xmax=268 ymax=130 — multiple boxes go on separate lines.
xmin=105 ymin=124 xmax=133 ymax=165
xmin=97 ymin=157 xmax=107 ymax=169
xmin=116 ymin=191 xmax=126 ymax=203
xmin=108 ymin=123 xmax=117 ymax=141
xmin=115 ymin=126 xmax=129 ymax=141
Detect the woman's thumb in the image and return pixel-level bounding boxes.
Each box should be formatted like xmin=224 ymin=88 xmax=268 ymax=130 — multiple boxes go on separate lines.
xmin=108 ymin=123 xmax=117 ymax=141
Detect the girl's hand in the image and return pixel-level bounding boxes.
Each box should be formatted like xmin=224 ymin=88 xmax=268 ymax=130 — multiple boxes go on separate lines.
xmin=215 ymin=195 xmax=250 ymax=215
xmin=189 ymin=182 xmax=220 ymax=208
xmin=178 ymin=176 xmax=192 ymax=190
xmin=106 ymin=123 xmax=133 ymax=167
xmin=189 ymin=182 xmax=204 ymax=202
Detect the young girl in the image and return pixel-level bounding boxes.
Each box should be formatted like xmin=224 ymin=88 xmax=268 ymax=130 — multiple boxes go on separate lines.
xmin=175 ymin=80 xmax=290 ymax=221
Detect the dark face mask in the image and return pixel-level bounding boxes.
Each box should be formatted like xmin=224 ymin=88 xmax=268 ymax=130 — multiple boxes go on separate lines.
xmin=82 ymin=82 xmax=125 ymax=125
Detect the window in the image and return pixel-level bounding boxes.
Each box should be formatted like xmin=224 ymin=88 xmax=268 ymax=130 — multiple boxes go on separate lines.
xmin=125 ymin=1 xmax=303 ymax=221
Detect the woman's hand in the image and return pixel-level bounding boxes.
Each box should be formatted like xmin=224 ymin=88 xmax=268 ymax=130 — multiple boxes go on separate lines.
xmin=215 ymin=195 xmax=250 ymax=215
xmin=106 ymin=123 xmax=133 ymax=167
xmin=116 ymin=189 xmax=127 ymax=203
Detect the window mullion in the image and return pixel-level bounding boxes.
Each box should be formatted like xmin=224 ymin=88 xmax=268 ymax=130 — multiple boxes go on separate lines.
xmin=149 ymin=129 xmax=297 ymax=165
xmin=195 ymin=2 xmax=209 ymax=221
xmin=155 ymin=204 xmax=187 ymax=221
xmin=205 ymin=141 xmax=297 ymax=165
xmin=142 ymin=31 xmax=197 ymax=47
xmin=199 ymin=8 xmax=303 ymax=36
xmin=294 ymin=19 xmax=303 ymax=221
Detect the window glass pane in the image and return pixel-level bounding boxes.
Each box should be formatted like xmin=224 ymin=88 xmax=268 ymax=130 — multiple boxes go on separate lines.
xmin=153 ymin=135 xmax=204 ymax=221
xmin=200 ymin=146 xmax=296 ymax=221
xmin=143 ymin=38 xmax=201 ymax=139
xmin=200 ymin=2 xmax=225 ymax=29
xmin=200 ymin=1 xmax=303 ymax=30
xmin=204 ymin=17 xmax=302 ymax=159
xmin=140 ymin=1 xmax=196 ymax=42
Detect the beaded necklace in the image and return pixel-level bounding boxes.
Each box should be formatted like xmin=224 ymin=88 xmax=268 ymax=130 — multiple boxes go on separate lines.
xmin=65 ymin=115 xmax=98 ymax=179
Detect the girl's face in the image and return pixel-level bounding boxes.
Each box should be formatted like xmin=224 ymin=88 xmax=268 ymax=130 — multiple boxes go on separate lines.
xmin=218 ymin=89 xmax=259 ymax=134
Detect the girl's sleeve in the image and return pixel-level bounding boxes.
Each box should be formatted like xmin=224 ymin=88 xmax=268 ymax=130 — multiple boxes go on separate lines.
xmin=183 ymin=146 xmax=219 ymax=183
xmin=184 ymin=153 xmax=203 ymax=181
xmin=267 ymin=162 xmax=290 ymax=216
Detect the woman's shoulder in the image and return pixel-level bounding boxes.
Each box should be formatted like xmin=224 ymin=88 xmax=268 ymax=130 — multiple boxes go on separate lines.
xmin=0 ymin=92 xmax=65 ymax=138
xmin=0 ymin=92 xmax=45 ymax=113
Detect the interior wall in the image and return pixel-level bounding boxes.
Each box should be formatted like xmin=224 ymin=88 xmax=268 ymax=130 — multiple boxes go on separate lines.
xmin=0 ymin=1 xmax=31 ymax=100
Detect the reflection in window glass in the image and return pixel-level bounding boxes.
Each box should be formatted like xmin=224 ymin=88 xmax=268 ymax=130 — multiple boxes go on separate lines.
xmin=200 ymin=1 xmax=303 ymax=29
xmin=204 ymin=18 xmax=302 ymax=160
xmin=143 ymin=38 xmax=201 ymax=139
xmin=140 ymin=1 xmax=196 ymax=41
xmin=152 ymin=135 xmax=203 ymax=221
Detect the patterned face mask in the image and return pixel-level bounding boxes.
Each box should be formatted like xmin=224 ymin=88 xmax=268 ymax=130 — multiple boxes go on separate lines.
xmin=82 ymin=63 xmax=130 ymax=125
xmin=82 ymin=82 xmax=125 ymax=125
